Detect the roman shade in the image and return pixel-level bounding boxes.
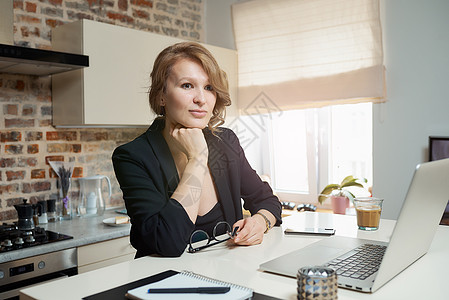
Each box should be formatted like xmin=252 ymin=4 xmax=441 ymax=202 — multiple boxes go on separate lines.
xmin=232 ymin=0 xmax=385 ymax=115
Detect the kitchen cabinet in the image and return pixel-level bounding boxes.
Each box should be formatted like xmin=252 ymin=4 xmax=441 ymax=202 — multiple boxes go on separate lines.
xmin=51 ymin=19 xmax=238 ymax=127
xmin=77 ymin=236 xmax=136 ymax=274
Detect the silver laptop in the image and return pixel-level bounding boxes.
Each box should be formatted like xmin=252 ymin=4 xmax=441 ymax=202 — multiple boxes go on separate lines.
xmin=260 ymin=158 xmax=449 ymax=293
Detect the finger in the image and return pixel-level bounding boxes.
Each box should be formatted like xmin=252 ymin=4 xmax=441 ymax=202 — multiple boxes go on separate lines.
xmin=235 ymin=232 xmax=262 ymax=246
xmin=233 ymin=220 xmax=253 ymax=243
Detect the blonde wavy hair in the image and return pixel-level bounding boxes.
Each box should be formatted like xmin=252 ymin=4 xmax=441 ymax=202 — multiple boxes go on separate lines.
xmin=148 ymin=42 xmax=231 ymax=131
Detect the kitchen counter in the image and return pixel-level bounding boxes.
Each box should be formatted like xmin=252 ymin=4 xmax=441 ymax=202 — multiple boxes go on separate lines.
xmin=0 ymin=209 xmax=131 ymax=264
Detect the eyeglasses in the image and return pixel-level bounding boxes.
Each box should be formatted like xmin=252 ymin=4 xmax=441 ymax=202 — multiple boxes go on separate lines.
xmin=188 ymin=221 xmax=239 ymax=253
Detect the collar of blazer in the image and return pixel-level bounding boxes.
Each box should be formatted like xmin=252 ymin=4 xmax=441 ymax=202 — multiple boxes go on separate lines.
xmin=145 ymin=118 xmax=180 ymax=196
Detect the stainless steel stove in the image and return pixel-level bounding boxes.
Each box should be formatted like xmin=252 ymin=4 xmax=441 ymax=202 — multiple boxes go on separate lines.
xmin=0 ymin=223 xmax=78 ymax=300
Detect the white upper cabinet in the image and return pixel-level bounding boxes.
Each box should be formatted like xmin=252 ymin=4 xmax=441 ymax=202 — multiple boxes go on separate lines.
xmin=51 ymin=20 xmax=238 ymax=127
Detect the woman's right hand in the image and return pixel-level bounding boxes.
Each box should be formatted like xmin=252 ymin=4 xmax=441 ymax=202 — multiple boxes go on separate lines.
xmin=170 ymin=123 xmax=208 ymax=161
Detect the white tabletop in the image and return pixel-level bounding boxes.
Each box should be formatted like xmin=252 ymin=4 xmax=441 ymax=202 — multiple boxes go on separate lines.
xmin=20 ymin=212 xmax=449 ymax=300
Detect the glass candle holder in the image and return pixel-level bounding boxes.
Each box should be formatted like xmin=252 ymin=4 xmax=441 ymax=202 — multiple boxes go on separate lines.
xmin=297 ymin=266 xmax=338 ymax=300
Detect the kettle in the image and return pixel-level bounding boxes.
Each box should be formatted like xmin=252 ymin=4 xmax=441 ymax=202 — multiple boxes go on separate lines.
xmin=78 ymin=175 xmax=111 ymax=217
xmin=14 ymin=199 xmax=34 ymax=230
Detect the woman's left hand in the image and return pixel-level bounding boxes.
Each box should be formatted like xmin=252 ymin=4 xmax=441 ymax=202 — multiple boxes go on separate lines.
xmin=231 ymin=214 xmax=267 ymax=246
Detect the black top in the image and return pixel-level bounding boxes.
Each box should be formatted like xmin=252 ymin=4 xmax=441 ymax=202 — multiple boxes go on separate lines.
xmin=112 ymin=118 xmax=282 ymax=257
xmin=195 ymin=202 xmax=225 ymax=236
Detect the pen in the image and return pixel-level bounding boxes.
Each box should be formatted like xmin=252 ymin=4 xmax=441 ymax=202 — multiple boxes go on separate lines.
xmin=147 ymin=287 xmax=230 ymax=294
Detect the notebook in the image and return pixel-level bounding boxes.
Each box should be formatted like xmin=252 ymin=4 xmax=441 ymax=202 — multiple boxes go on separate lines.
xmin=125 ymin=270 xmax=253 ymax=300
xmin=260 ymin=158 xmax=449 ymax=293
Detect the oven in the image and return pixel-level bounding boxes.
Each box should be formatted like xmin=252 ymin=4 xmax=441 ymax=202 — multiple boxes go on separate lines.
xmin=0 ymin=224 xmax=77 ymax=300
xmin=0 ymin=248 xmax=78 ymax=300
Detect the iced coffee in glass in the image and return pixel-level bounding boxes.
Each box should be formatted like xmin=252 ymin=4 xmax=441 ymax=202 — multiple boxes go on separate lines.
xmin=353 ymin=197 xmax=383 ymax=231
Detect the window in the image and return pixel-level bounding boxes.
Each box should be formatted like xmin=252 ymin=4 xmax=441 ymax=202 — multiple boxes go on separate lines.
xmin=240 ymin=103 xmax=372 ymax=206
xmin=232 ymin=0 xmax=383 ymax=206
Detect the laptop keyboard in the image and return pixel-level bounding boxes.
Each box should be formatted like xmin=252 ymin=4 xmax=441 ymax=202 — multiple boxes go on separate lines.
xmin=326 ymin=244 xmax=387 ymax=280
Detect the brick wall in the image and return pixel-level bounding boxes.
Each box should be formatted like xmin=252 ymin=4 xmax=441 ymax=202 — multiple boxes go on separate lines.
xmin=0 ymin=0 xmax=204 ymax=221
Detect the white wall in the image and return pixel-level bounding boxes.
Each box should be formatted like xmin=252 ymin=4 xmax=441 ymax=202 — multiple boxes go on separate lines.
xmin=374 ymin=0 xmax=449 ymax=219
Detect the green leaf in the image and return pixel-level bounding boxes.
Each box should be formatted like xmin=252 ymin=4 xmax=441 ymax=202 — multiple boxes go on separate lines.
xmin=341 ymin=181 xmax=364 ymax=189
xmin=340 ymin=175 xmax=356 ymax=186
xmin=318 ymin=194 xmax=329 ymax=204
xmin=319 ymin=184 xmax=340 ymax=196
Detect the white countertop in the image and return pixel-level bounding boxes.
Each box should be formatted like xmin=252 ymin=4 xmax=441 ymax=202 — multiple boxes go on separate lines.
xmin=20 ymin=212 xmax=449 ymax=300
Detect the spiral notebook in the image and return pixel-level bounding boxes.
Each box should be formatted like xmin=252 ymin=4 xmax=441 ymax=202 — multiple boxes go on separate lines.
xmin=125 ymin=271 xmax=253 ymax=300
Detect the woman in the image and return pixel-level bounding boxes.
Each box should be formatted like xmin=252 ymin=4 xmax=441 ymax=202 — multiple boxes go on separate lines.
xmin=112 ymin=42 xmax=282 ymax=257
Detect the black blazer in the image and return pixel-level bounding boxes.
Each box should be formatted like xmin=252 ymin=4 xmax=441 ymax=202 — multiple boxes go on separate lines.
xmin=112 ymin=119 xmax=282 ymax=257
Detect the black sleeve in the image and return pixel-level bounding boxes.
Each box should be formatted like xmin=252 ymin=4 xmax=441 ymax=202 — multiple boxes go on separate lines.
xmin=112 ymin=141 xmax=194 ymax=257
xmin=221 ymin=129 xmax=282 ymax=226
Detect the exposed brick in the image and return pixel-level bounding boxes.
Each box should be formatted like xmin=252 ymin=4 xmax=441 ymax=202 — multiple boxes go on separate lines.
xmin=118 ymin=0 xmax=128 ymax=11
xmin=22 ymin=183 xmax=32 ymax=193
xmin=4 ymin=104 xmax=18 ymax=115
xmin=27 ymin=144 xmax=39 ymax=154
xmin=156 ymin=3 xmax=176 ymax=16
xmin=22 ymin=104 xmax=36 ymax=116
xmin=37 ymin=94 xmax=51 ymax=102
xmin=131 ymin=0 xmax=153 ymax=8
xmin=26 ymin=131 xmax=43 ymax=141
xmin=0 ymin=183 xmax=20 ymax=194
xmin=5 ymin=144 xmax=24 ymax=154
xmin=18 ymin=157 xmax=38 ymax=167
xmin=46 ymin=131 xmax=77 ymax=141
xmin=87 ymin=0 xmax=101 ymax=7
xmin=39 ymin=119 xmax=52 ymax=127
xmin=29 ymin=195 xmax=47 ymax=203
xmin=80 ymin=131 xmax=107 ymax=141
xmin=45 ymin=156 xmax=64 ymax=164
xmin=32 ymin=181 xmax=51 ymax=192
xmin=47 ymin=143 xmax=69 ymax=153
xmin=21 ymin=26 xmax=40 ymax=38
xmin=72 ymin=144 xmax=82 ymax=153
xmin=6 ymin=171 xmax=26 ymax=181
xmin=47 ymin=144 xmax=83 ymax=153
xmin=14 ymin=1 xmax=24 ymax=9
xmin=154 ymin=14 xmax=172 ymax=25
xmin=132 ymin=9 xmax=149 ymax=19
xmin=31 ymin=169 xmax=46 ymax=179
xmin=0 ymin=209 xmax=16 ymax=221
xmin=84 ymin=144 xmax=100 ymax=152
xmin=45 ymin=18 xmax=65 ymax=28
xmin=1 ymin=131 xmax=22 ymax=142
xmin=17 ymin=79 xmax=25 ymax=90
xmin=49 ymin=0 xmax=63 ymax=6
xmin=40 ymin=105 xmax=52 ymax=116
xmin=67 ymin=11 xmax=94 ymax=21
xmin=73 ymin=167 xmax=83 ymax=178
xmin=18 ymin=15 xmax=41 ymax=24
xmin=41 ymin=7 xmax=63 ymax=18
xmin=25 ymin=2 xmax=37 ymax=13
xmin=5 ymin=118 xmax=35 ymax=128
xmin=0 ymin=158 xmax=16 ymax=168
xmin=107 ymin=11 xmax=134 ymax=23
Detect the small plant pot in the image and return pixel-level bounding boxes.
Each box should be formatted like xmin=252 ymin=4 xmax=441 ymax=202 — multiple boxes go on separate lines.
xmin=331 ymin=196 xmax=349 ymax=214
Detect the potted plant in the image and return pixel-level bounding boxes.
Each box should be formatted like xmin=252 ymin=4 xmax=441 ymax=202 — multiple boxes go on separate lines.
xmin=318 ymin=176 xmax=367 ymax=214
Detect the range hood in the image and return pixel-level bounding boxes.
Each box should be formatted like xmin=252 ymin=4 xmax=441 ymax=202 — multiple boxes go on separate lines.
xmin=0 ymin=43 xmax=89 ymax=76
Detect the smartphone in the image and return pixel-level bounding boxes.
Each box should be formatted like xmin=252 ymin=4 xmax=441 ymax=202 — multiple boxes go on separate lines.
xmin=284 ymin=227 xmax=335 ymax=236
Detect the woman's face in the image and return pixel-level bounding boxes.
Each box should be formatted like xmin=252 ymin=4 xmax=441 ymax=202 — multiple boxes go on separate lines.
xmin=162 ymin=58 xmax=217 ymax=129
